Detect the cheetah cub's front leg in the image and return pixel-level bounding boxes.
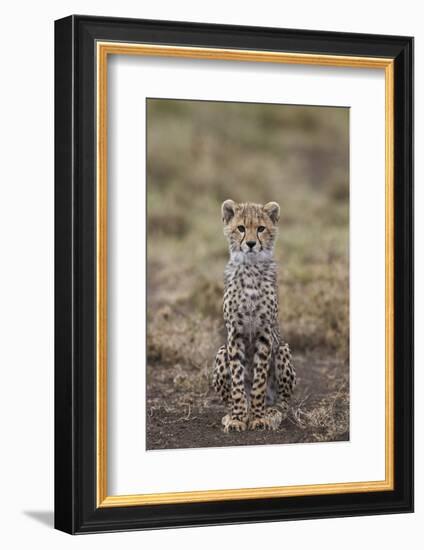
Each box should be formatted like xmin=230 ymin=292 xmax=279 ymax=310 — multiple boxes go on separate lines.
xmin=248 ymin=329 xmax=281 ymax=431
xmin=213 ymin=331 xmax=250 ymax=432
xmin=220 ymin=328 xmax=249 ymax=432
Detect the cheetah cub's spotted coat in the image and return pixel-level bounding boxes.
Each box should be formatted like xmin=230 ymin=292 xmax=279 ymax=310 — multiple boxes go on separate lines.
xmin=213 ymin=200 xmax=296 ymax=432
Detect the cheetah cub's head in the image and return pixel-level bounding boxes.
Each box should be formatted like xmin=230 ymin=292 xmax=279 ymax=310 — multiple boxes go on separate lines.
xmin=221 ymin=199 xmax=280 ymax=263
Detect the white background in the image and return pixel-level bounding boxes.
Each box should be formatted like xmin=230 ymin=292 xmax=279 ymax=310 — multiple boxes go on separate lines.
xmin=108 ymin=57 xmax=386 ymax=495
xmin=0 ymin=1 xmax=421 ymax=548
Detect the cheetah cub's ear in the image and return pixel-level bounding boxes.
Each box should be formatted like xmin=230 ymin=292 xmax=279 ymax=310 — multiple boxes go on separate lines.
xmin=263 ymin=201 xmax=280 ymax=224
xmin=221 ymin=199 xmax=237 ymax=224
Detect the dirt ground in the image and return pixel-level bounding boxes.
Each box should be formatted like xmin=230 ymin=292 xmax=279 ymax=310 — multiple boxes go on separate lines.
xmin=146 ymin=99 xmax=349 ymax=451
xmin=146 ymin=351 xmax=349 ymax=450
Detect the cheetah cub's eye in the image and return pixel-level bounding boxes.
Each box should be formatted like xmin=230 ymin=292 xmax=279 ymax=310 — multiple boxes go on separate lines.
xmin=257 ymin=226 xmax=266 ymax=233
xmin=237 ymin=225 xmax=245 ymax=233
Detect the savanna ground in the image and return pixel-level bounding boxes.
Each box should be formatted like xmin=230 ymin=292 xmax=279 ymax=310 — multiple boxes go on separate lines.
xmin=146 ymin=99 xmax=349 ymax=450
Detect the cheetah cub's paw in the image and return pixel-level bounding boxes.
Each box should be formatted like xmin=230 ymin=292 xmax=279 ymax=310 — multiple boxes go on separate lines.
xmin=249 ymin=408 xmax=283 ymax=431
xmin=222 ymin=414 xmax=248 ymax=432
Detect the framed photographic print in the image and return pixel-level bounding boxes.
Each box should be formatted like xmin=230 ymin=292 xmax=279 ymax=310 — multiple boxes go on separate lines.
xmin=54 ymin=15 xmax=414 ymax=534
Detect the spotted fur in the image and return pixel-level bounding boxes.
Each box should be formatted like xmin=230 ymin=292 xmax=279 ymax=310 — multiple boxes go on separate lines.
xmin=213 ymin=200 xmax=296 ymax=432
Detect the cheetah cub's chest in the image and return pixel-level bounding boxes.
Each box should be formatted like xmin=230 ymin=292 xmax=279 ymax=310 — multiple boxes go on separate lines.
xmin=224 ymin=262 xmax=277 ymax=340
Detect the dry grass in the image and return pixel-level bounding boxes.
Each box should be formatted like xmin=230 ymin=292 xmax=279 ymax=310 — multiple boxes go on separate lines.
xmin=146 ymin=99 xmax=349 ymax=449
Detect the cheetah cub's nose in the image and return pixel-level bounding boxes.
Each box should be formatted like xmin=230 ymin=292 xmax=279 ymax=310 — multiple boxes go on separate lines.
xmin=246 ymin=240 xmax=257 ymax=249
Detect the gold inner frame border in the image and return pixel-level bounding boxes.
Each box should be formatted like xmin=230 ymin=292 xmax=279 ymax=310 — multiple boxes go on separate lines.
xmin=96 ymin=42 xmax=394 ymax=508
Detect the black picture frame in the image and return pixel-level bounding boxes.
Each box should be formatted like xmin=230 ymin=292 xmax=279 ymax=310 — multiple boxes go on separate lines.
xmin=55 ymin=14 xmax=414 ymax=534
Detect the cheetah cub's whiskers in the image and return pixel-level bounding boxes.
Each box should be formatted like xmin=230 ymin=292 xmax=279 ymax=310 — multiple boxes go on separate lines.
xmin=213 ymin=200 xmax=296 ymax=432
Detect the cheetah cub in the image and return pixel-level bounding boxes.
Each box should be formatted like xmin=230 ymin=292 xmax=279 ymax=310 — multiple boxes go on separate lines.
xmin=213 ymin=200 xmax=296 ymax=432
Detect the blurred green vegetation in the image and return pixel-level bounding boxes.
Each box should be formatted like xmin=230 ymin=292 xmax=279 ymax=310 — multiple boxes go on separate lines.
xmin=146 ymin=99 xmax=349 ymax=362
